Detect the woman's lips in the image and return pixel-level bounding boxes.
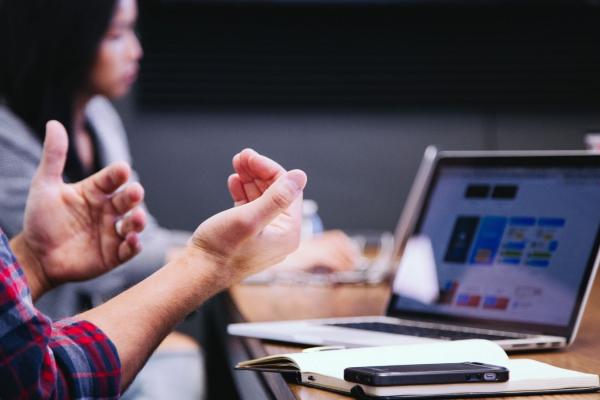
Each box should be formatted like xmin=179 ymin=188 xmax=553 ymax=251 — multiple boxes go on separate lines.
xmin=123 ymin=67 xmax=139 ymax=85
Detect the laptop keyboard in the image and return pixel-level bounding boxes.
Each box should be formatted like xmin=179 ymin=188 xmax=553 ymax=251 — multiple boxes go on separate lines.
xmin=328 ymin=322 xmax=526 ymax=341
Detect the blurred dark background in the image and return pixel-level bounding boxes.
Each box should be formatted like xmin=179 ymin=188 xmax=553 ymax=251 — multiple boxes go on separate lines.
xmin=116 ymin=0 xmax=600 ymax=233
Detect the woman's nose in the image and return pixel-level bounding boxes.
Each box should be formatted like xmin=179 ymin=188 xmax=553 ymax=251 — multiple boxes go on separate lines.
xmin=129 ymin=33 xmax=143 ymax=61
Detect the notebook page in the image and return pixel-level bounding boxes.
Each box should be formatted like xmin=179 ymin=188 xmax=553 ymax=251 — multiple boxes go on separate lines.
xmin=503 ymin=359 xmax=599 ymax=390
xmin=287 ymin=339 xmax=509 ymax=379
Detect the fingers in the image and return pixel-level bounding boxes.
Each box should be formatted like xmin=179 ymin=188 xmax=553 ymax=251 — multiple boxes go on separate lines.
xmin=242 ymin=182 xmax=262 ymax=203
xmin=288 ymin=230 xmax=359 ymax=272
xmin=118 ymin=232 xmax=143 ymax=262
xmin=234 ymin=149 xmax=284 ymax=186
xmin=233 ymin=149 xmax=262 ymax=183
xmin=111 ymin=182 xmax=145 ymax=214
xmin=321 ymin=242 xmax=359 ymax=271
xmin=228 ymin=174 xmax=247 ymax=206
xmin=232 ymin=153 xmax=262 ymax=202
xmin=232 ymin=153 xmax=248 ymax=181
xmin=322 ymin=230 xmax=361 ymax=264
xmin=244 ymin=149 xmax=285 ymax=181
xmin=242 ymin=169 xmax=307 ymax=234
xmin=36 ymin=120 xmax=69 ymax=182
xmin=82 ymin=161 xmax=131 ymax=196
xmin=113 ymin=202 xmax=146 ymax=263
xmin=231 ymin=149 xmax=287 ymax=203
xmin=117 ymin=208 xmax=146 ymax=238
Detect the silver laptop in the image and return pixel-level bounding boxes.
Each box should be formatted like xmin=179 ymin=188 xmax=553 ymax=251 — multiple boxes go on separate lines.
xmin=228 ymin=149 xmax=600 ymax=352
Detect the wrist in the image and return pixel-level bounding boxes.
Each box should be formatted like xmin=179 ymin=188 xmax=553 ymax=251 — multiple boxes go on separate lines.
xmin=9 ymin=233 xmax=53 ymax=300
xmin=173 ymin=246 xmax=235 ymax=294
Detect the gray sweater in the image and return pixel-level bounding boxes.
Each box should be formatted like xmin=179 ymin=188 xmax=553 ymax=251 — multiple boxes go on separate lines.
xmin=0 ymin=97 xmax=189 ymax=319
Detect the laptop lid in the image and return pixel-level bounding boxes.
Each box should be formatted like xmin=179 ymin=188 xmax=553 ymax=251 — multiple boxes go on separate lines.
xmin=387 ymin=151 xmax=600 ymax=342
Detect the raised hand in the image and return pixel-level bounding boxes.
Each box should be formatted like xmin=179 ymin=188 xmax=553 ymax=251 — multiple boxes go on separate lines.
xmin=278 ymin=230 xmax=360 ymax=272
xmin=186 ymin=150 xmax=307 ymax=283
xmin=15 ymin=121 xmax=146 ymax=297
xmin=228 ymin=149 xmax=360 ymax=273
xmin=227 ymin=148 xmax=286 ymax=206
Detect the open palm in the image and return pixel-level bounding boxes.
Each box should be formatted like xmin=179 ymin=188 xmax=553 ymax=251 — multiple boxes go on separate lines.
xmin=22 ymin=121 xmax=146 ymax=286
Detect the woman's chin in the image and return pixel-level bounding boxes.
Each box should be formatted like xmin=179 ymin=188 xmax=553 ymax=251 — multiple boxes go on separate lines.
xmin=102 ymin=85 xmax=132 ymax=100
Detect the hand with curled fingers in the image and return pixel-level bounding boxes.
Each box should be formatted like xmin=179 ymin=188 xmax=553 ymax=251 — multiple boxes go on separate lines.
xmin=16 ymin=121 xmax=146 ymax=294
xmin=227 ymin=148 xmax=287 ymax=206
xmin=184 ymin=148 xmax=307 ymax=284
xmin=228 ymin=149 xmax=360 ymax=273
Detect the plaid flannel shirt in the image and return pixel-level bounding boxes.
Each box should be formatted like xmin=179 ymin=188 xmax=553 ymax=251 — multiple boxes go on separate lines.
xmin=0 ymin=230 xmax=121 ymax=399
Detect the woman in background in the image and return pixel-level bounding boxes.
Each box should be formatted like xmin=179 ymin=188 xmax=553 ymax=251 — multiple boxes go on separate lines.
xmin=0 ymin=2 xmax=205 ymax=398
xmin=0 ymin=0 xmax=358 ymax=398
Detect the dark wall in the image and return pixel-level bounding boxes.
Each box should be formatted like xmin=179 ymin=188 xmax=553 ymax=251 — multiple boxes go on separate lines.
xmin=118 ymin=104 xmax=600 ymax=233
xmin=118 ymin=2 xmax=600 ymax=233
xmin=137 ymin=2 xmax=600 ymax=108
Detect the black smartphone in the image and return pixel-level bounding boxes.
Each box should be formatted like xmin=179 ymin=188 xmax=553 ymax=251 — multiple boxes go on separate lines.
xmin=344 ymin=362 xmax=509 ymax=386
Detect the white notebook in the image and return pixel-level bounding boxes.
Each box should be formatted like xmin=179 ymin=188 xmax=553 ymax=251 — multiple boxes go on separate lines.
xmin=236 ymin=340 xmax=599 ymax=398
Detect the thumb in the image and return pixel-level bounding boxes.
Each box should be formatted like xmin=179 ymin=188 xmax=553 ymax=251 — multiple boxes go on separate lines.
xmin=243 ymin=169 xmax=307 ymax=233
xmin=37 ymin=120 xmax=68 ymax=181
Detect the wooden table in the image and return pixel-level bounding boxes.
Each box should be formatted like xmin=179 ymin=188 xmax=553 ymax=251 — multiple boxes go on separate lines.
xmin=228 ymin=275 xmax=600 ymax=399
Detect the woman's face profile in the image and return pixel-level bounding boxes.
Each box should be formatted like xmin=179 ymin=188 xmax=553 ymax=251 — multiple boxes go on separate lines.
xmin=89 ymin=0 xmax=143 ymax=99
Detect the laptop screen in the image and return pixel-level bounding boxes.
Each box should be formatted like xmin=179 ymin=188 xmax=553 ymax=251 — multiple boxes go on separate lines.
xmin=389 ymin=154 xmax=600 ymax=337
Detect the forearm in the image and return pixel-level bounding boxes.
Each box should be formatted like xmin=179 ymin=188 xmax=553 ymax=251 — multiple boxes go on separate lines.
xmin=78 ymin=249 xmax=231 ymax=389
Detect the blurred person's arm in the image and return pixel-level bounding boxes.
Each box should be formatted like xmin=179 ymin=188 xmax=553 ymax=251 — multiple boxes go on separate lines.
xmin=0 ymin=103 xmax=43 ymax=239
xmin=276 ymin=230 xmax=360 ymax=272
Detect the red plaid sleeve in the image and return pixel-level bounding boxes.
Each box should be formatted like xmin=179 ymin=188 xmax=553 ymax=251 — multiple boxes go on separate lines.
xmin=0 ymin=230 xmax=121 ymax=399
